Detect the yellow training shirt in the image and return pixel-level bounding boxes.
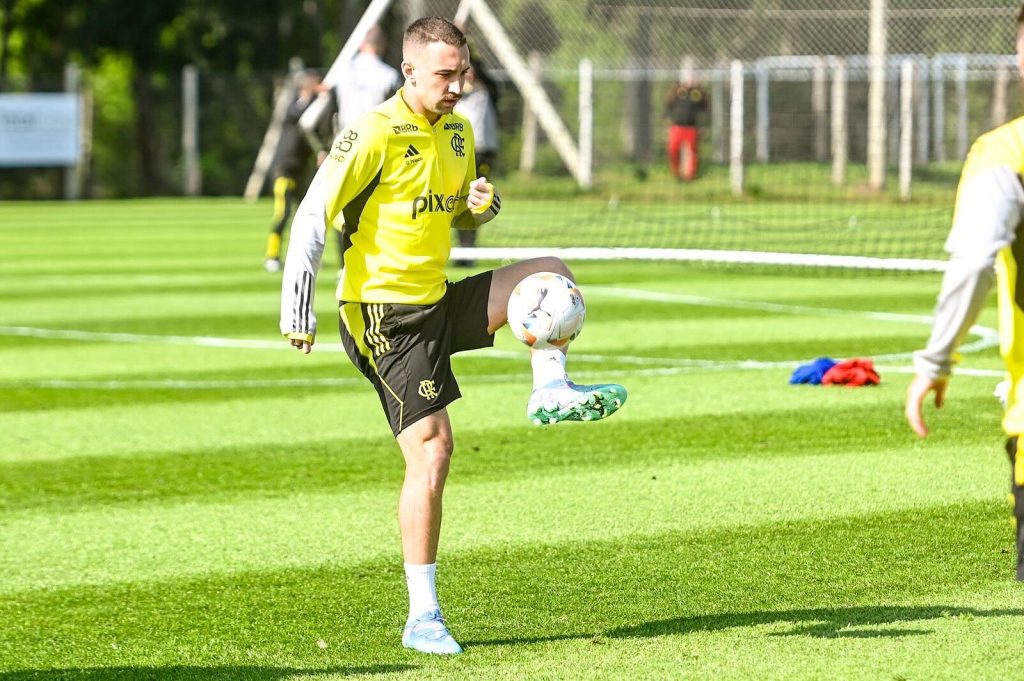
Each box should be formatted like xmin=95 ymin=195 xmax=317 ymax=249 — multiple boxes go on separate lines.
xmin=324 ymin=89 xmax=477 ymax=304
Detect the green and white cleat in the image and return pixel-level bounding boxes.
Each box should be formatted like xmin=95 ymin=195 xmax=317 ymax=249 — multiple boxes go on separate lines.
xmin=527 ymin=379 xmax=627 ymax=425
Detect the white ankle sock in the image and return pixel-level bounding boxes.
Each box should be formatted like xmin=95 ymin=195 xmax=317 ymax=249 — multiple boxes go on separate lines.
xmin=531 ymin=349 xmax=567 ymax=388
xmin=404 ymin=562 xmax=440 ymax=618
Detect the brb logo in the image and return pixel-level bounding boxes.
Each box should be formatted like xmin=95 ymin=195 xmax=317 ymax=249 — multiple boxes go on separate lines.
xmin=450 ymin=133 xmax=465 ymax=158
xmin=412 ymin=190 xmax=459 ymax=219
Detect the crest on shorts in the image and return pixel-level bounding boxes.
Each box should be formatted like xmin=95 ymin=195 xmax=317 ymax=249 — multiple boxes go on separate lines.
xmin=418 ymin=379 xmax=439 ymax=400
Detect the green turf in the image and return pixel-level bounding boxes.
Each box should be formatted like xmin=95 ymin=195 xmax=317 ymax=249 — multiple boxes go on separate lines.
xmin=0 ymin=198 xmax=1021 ymax=680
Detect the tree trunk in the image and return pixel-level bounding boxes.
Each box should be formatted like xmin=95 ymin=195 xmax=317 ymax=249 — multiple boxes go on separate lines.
xmin=132 ymin=69 xmax=163 ymax=195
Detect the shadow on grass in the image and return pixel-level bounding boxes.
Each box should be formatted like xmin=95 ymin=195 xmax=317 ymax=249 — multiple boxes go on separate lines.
xmin=466 ymin=605 xmax=1024 ymax=648
xmin=0 ymin=664 xmax=414 ymax=680
xmin=609 ymin=605 xmax=1024 ymax=639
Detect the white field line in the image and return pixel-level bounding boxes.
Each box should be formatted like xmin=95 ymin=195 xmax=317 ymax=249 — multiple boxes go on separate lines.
xmin=0 ymin=287 xmax=1001 ymax=388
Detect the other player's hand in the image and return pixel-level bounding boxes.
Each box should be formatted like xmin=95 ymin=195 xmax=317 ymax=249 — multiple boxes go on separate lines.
xmin=290 ymin=337 xmax=312 ymax=354
xmin=466 ymin=176 xmax=494 ymax=212
xmin=905 ymin=373 xmax=948 ymax=438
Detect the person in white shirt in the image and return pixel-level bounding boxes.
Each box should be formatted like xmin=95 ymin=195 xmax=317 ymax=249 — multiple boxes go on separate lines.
xmin=336 ymin=25 xmax=403 ymax=131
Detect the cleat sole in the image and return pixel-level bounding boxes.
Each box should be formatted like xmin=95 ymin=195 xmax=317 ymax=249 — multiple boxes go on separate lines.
xmin=527 ymin=383 xmax=627 ymax=426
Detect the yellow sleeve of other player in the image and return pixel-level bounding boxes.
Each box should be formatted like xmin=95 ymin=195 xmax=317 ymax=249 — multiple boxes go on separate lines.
xmin=322 ymin=116 xmax=388 ymax=229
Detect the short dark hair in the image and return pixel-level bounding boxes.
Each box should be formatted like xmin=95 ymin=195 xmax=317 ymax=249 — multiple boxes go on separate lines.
xmin=1019 ymin=4 xmax=1024 ymax=24
xmin=404 ymin=16 xmax=466 ymax=51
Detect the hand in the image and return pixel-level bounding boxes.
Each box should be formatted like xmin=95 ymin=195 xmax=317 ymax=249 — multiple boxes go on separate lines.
xmin=290 ymin=337 xmax=312 ymax=354
xmin=905 ymin=374 xmax=948 ymax=438
xmin=466 ymin=176 xmax=494 ymax=212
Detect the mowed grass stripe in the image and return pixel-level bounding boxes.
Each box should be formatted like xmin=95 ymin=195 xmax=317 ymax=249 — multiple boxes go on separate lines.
xmin=0 ymin=333 xmax=936 ymax=413
xmin=0 ymin=502 xmax=1018 ymax=678
xmin=0 ymin=397 xmax=1001 ymax=514
xmin=0 ymin=368 xmax=1002 ymax=463
xmin=0 ymin=277 xmax=289 ymax=302
xmin=0 ymin=441 xmax=1007 ymax=594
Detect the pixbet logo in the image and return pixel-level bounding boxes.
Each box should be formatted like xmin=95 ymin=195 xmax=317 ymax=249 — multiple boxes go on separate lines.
xmin=411 ymin=191 xmax=458 ymax=219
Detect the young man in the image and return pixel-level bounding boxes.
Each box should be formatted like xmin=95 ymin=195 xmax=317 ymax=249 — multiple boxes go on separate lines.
xmin=905 ymin=6 xmax=1024 ymax=581
xmin=280 ymin=17 xmax=626 ymax=655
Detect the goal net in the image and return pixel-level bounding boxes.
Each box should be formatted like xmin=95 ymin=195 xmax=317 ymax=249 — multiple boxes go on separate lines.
xmin=398 ymin=0 xmax=1019 ymax=270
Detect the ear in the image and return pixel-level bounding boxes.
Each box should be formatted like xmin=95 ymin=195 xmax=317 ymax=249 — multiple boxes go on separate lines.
xmin=401 ymin=61 xmax=415 ymax=83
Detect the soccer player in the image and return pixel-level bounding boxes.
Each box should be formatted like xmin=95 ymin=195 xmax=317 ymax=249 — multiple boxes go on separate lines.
xmin=279 ymin=17 xmax=626 ymax=654
xmin=905 ymin=5 xmax=1024 ymax=581
xmin=264 ymin=71 xmax=328 ymax=273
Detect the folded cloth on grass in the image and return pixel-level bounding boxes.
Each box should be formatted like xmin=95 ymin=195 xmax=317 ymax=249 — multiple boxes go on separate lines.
xmin=821 ymin=358 xmax=880 ymax=387
xmin=789 ymin=357 xmax=837 ymax=385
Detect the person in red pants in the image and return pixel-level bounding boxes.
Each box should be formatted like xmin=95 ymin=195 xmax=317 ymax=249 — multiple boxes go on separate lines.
xmin=665 ymin=80 xmax=707 ymax=181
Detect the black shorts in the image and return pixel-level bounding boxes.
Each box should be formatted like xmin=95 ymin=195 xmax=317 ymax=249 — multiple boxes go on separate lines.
xmin=338 ymin=271 xmax=495 ymax=437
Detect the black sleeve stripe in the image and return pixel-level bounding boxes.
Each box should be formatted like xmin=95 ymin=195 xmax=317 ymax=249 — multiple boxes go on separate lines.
xmin=301 ymin=272 xmax=313 ymax=333
xmin=297 ymin=273 xmax=307 ymax=333
xmin=292 ymin=277 xmax=301 ymax=333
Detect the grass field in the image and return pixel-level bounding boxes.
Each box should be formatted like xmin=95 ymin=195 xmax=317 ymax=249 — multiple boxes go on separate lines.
xmin=1 ymin=198 xmax=1022 ymax=680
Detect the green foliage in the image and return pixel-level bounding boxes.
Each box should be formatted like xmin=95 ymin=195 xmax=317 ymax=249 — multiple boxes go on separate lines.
xmin=88 ymin=53 xmax=137 ymax=197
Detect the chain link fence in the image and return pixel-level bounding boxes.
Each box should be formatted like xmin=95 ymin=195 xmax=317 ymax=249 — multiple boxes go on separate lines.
xmin=3 ymin=1 xmax=1021 ymax=251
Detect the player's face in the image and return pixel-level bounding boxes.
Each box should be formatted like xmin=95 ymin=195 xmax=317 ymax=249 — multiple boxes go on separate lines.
xmin=403 ymin=42 xmax=470 ymax=121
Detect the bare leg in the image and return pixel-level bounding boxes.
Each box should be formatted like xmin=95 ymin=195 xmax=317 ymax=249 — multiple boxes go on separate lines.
xmin=396 ymin=408 xmax=463 ymax=654
xmin=396 ymin=409 xmax=454 ymax=564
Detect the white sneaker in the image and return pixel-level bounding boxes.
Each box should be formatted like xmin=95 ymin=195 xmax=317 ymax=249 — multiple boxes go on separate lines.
xmin=264 ymin=258 xmax=281 ymax=273
xmin=402 ymin=609 xmax=463 ymax=655
xmin=527 ymin=379 xmax=627 ymax=425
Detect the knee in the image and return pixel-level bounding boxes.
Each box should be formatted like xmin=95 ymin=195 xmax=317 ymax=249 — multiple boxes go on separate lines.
xmin=535 ymin=256 xmax=574 ymax=281
xmin=406 ymin=432 xmax=454 ymax=487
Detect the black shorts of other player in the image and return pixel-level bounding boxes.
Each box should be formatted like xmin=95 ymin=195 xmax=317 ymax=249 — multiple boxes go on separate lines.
xmin=338 ymin=271 xmax=495 ymax=437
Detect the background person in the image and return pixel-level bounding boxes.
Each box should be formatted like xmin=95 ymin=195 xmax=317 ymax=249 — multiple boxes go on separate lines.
xmin=264 ymin=71 xmax=327 ymax=273
xmin=453 ymin=55 xmax=500 ymax=267
xmin=336 ymin=25 xmax=403 ymax=131
xmin=664 ymin=78 xmax=707 ymax=182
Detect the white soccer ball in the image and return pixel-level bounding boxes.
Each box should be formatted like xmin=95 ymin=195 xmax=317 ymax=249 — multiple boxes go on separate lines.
xmin=506 ymin=272 xmax=586 ymax=349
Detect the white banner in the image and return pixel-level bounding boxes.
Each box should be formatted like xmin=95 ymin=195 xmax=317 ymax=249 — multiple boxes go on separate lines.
xmin=0 ymin=94 xmax=80 ymax=167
